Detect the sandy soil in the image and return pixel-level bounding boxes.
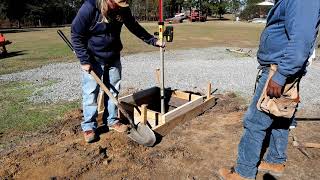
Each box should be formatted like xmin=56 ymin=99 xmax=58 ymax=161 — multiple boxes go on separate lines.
xmin=0 ymin=93 xmax=319 ymax=180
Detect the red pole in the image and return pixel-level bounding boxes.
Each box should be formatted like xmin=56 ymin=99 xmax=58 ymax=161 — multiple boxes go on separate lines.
xmin=159 ymin=0 xmax=163 ymax=22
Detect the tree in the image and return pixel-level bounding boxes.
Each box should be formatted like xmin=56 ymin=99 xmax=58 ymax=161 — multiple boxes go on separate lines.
xmin=1 ymin=0 xmax=28 ymax=28
xmin=227 ymin=0 xmax=242 ymax=15
xmin=209 ymin=0 xmax=228 ymax=19
xmin=240 ymin=0 xmax=269 ymax=20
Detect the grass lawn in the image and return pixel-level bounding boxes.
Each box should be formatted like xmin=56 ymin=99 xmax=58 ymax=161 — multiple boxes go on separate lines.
xmin=0 ymin=21 xmax=264 ymax=134
xmin=0 ymin=81 xmax=79 ymax=134
xmin=1 ymin=21 xmax=264 ymax=75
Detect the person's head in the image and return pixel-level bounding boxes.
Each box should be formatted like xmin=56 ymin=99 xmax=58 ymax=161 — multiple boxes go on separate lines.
xmin=96 ymin=0 xmax=129 ymax=23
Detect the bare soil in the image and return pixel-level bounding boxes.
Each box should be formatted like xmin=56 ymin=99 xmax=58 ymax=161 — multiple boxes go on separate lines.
xmin=0 ymin=93 xmax=319 ymax=180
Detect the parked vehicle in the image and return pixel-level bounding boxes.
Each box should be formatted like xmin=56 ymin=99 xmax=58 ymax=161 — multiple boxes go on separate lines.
xmin=165 ymin=13 xmax=187 ymax=23
xmin=188 ymin=10 xmax=207 ymax=22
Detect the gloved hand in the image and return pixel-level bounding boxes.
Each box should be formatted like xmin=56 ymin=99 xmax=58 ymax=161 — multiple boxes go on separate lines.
xmin=153 ymin=38 xmax=165 ymax=48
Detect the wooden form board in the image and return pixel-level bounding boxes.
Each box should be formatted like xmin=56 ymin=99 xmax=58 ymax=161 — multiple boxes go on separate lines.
xmin=98 ymin=86 xmax=216 ymax=136
xmin=162 ymin=96 xmax=203 ymax=122
xmin=153 ymin=96 xmax=216 ymax=136
xmin=170 ymin=90 xmax=201 ymax=101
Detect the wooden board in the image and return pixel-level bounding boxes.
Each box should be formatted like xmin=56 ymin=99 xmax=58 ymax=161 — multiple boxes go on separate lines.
xmin=153 ymin=96 xmax=216 ymax=136
xmin=170 ymin=90 xmax=202 ymax=101
xmin=98 ymin=86 xmax=216 ymax=137
xmin=162 ymin=96 xmax=203 ymax=122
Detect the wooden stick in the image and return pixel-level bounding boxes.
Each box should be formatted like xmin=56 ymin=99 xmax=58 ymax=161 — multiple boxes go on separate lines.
xmin=97 ymin=90 xmax=104 ymax=113
xmin=207 ymin=82 xmax=212 ymax=99
xmin=140 ymin=104 xmax=148 ymax=125
xmin=301 ymin=142 xmax=320 ymax=149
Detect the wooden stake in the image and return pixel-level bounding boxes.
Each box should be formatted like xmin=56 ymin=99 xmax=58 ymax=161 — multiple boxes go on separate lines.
xmin=140 ymin=104 xmax=148 ymax=125
xmin=97 ymin=90 xmax=104 ymax=113
xmin=207 ymin=82 xmax=212 ymax=99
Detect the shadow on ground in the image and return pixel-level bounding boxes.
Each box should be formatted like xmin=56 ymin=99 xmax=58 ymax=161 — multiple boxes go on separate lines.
xmin=0 ymin=50 xmax=27 ymax=59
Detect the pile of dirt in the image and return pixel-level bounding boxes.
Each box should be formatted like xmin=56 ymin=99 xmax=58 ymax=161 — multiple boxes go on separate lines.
xmin=1 ymin=93 xmax=319 ymax=179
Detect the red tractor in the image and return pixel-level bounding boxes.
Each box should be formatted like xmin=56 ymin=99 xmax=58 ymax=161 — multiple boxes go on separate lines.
xmin=188 ymin=10 xmax=207 ymax=22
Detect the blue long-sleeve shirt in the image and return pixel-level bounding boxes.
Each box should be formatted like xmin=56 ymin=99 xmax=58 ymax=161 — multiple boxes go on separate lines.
xmin=71 ymin=0 xmax=157 ymax=65
xmin=257 ymin=0 xmax=320 ymax=86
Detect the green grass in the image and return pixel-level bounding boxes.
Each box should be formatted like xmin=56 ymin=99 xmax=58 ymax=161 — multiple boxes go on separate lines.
xmin=1 ymin=21 xmax=264 ymax=75
xmin=0 ymin=81 xmax=79 ymax=134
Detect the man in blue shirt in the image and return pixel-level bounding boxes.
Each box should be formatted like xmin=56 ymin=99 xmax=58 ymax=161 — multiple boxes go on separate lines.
xmin=219 ymin=0 xmax=320 ymax=179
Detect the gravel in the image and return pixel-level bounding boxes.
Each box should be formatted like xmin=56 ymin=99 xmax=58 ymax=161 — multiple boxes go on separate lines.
xmin=1 ymin=47 xmax=319 ymax=115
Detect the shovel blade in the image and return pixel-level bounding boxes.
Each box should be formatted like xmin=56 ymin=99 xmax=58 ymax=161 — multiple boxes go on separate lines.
xmin=127 ymin=123 xmax=156 ymax=147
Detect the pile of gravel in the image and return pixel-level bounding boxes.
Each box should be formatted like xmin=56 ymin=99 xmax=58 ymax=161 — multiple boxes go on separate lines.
xmin=1 ymin=47 xmax=319 ymax=115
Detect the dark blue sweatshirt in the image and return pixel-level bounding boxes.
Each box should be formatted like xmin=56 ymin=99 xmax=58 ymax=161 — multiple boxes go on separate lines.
xmin=71 ymin=0 xmax=157 ymax=65
xmin=257 ymin=0 xmax=320 ymax=86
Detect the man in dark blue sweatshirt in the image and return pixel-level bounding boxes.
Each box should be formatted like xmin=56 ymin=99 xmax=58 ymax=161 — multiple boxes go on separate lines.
xmin=71 ymin=0 xmax=163 ymax=143
xmin=219 ymin=0 xmax=320 ymax=179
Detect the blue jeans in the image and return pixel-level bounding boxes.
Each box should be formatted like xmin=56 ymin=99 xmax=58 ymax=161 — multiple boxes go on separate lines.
xmin=81 ymin=58 xmax=122 ymax=132
xmin=235 ymin=66 xmax=293 ymax=179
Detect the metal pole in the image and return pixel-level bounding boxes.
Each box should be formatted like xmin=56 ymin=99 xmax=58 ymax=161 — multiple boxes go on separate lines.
xmin=159 ymin=0 xmax=165 ymax=114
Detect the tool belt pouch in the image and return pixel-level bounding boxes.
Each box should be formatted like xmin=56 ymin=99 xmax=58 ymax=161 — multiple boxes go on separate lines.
xmin=257 ymin=64 xmax=300 ymax=119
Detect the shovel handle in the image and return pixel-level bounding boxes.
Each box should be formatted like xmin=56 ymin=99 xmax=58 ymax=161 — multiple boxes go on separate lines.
xmin=57 ymin=30 xmax=75 ymax=53
xmin=90 ymin=71 xmax=135 ymax=127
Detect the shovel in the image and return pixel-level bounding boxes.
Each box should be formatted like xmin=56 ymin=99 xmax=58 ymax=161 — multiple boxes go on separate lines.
xmin=57 ymin=30 xmax=156 ymax=147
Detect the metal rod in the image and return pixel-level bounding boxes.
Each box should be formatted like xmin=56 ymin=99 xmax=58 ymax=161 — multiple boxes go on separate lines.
xmin=159 ymin=0 xmax=165 ymax=114
xmin=160 ymin=44 xmax=165 ymax=114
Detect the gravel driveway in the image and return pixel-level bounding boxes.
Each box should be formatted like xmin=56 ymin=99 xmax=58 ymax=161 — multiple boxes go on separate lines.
xmin=1 ymin=47 xmax=319 ymax=116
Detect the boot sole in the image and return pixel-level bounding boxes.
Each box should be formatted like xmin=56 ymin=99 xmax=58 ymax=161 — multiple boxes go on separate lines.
xmin=258 ymin=169 xmax=283 ymax=177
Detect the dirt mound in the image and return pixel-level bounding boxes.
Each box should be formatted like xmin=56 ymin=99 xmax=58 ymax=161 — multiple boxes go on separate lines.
xmin=1 ymin=93 xmax=319 ymax=179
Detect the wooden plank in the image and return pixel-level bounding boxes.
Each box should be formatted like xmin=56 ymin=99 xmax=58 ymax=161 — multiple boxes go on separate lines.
xmin=119 ymin=86 xmax=159 ymax=105
xmin=162 ymin=96 xmax=204 ymax=122
xmin=171 ymin=90 xmax=202 ymax=101
xmin=154 ymin=96 xmax=216 ymax=136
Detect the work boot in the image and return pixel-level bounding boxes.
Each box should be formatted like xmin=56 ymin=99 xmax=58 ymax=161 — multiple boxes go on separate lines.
xmin=218 ymin=168 xmax=254 ymax=180
xmin=83 ymin=130 xmax=97 ymax=143
xmin=258 ymin=161 xmax=285 ymax=177
xmin=109 ymin=122 xmax=128 ymax=133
